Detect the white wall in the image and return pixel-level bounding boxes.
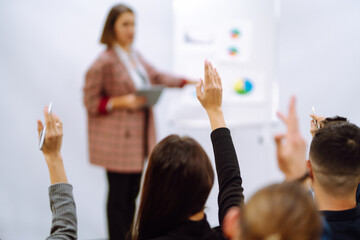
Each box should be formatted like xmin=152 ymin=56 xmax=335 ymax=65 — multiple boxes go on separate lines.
xmin=0 ymin=0 xmax=174 ymax=239
xmin=1 ymin=0 xmax=360 ymax=239
xmin=277 ymin=0 xmax=360 ymax=145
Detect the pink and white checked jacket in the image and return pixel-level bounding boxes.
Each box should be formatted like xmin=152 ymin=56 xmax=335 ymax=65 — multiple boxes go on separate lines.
xmin=84 ymin=48 xmax=183 ymax=173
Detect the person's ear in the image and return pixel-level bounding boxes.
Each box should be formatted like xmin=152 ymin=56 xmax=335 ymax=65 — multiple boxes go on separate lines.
xmin=307 ymin=160 xmax=313 ymax=179
xmin=223 ymin=207 xmax=241 ymax=240
xmin=307 ymin=159 xmax=316 ymax=190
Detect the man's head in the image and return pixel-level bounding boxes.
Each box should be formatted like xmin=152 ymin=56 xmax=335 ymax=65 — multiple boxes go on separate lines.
xmin=309 ymin=120 xmax=360 ymax=196
xmin=223 ymin=182 xmax=322 ymax=240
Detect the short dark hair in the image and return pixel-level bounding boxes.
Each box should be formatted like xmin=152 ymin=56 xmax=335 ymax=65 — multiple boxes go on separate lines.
xmin=100 ymin=4 xmax=134 ymax=46
xmin=241 ymin=182 xmax=322 ymax=240
xmin=133 ymin=135 xmax=214 ymax=240
xmin=322 ymin=116 xmax=348 ymax=127
xmin=310 ymin=121 xmax=360 ymax=195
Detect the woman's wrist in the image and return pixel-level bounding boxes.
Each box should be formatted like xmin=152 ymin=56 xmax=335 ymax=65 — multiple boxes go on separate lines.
xmin=44 ymin=152 xmax=63 ymax=166
xmin=206 ymin=108 xmax=226 ymax=130
xmin=45 ymin=154 xmax=68 ymax=184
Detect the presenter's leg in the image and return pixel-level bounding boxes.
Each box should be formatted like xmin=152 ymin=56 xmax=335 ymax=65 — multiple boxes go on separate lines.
xmin=107 ymin=171 xmax=142 ymax=240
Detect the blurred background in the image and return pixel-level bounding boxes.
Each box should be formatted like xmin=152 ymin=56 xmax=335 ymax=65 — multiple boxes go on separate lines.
xmin=1 ymin=0 xmax=360 ymax=239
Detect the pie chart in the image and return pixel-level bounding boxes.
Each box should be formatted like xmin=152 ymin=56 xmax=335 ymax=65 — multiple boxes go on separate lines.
xmin=230 ymin=29 xmax=241 ymax=39
xmin=233 ymin=78 xmax=253 ymax=94
xmin=228 ymin=46 xmax=238 ymax=56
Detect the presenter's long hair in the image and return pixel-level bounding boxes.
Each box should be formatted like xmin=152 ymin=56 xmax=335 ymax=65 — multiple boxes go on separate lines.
xmin=133 ymin=135 xmax=214 ymax=240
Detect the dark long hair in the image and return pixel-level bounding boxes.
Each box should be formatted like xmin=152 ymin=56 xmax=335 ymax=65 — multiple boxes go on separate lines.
xmin=133 ymin=135 xmax=214 ymax=240
xmin=100 ymin=4 xmax=134 ymax=46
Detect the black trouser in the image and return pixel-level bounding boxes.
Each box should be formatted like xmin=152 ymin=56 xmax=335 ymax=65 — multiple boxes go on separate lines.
xmin=106 ymin=171 xmax=142 ymax=240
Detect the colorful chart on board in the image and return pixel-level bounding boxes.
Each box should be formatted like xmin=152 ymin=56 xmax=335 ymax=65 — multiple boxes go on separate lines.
xmin=230 ymin=28 xmax=241 ymax=39
xmin=233 ymin=78 xmax=253 ymax=94
xmin=228 ymin=46 xmax=239 ymax=56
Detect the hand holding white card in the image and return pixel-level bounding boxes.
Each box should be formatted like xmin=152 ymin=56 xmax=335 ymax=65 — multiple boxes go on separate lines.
xmin=39 ymin=102 xmax=53 ymax=150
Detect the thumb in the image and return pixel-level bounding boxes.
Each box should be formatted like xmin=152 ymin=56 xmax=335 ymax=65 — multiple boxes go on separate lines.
xmin=274 ymin=134 xmax=285 ymax=151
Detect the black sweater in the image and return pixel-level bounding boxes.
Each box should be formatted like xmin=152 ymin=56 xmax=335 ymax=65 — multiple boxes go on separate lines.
xmin=151 ymin=128 xmax=244 ymax=240
xmin=320 ymin=183 xmax=360 ymax=240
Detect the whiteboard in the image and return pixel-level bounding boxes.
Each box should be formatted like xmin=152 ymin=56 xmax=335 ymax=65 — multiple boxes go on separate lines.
xmin=170 ymin=0 xmax=280 ymax=128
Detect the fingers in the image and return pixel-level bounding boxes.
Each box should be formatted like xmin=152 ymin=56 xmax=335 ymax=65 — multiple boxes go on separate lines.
xmin=288 ymin=96 xmax=296 ymax=113
xmin=204 ymin=60 xmax=210 ymax=85
xmin=204 ymin=59 xmax=217 ymax=87
xmin=310 ymin=120 xmax=316 ymax=137
xmin=214 ymin=68 xmax=222 ymax=88
xmin=45 ymin=113 xmax=63 ymax=143
xmin=288 ymin=96 xmax=296 ymax=121
xmin=309 ymin=114 xmax=325 ymax=121
xmin=274 ymin=134 xmax=285 ymax=154
xmin=309 ymin=114 xmax=317 ymax=119
xmin=310 ymin=119 xmax=316 ymax=128
xmin=287 ymin=96 xmax=299 ymax=133
xmin=277 ymin=111 xmax=287 ymax=124
xmin=44 ymin=106 xmax=52 ymax=127
xmin=52 ymin=113 xmax=63 ymax=130
xmin=277 ymin=96 xmax=296 ymax=125
xmin=274 ymin=134 xmax=285 ymax=145
xmin=208 ymin=61 xmax=216 ymax=86
xmin=37 ymin=120 xmax=44 ymax=136
xmin=196 ymin=79 xmax=204 ymax=100
xmin=52 ymin=113 xmax=61 ymax=124
xmin=309 ymin=114 xmax=325 ymax=130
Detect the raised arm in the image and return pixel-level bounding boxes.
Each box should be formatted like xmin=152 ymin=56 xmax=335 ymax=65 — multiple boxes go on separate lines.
xmin=37 ymin=108 xmax=77 ymax=240
xmin=196 ymin=60 xmax=244 ymax=226
xmin=274 ymin=97 xmax=308 ymax=182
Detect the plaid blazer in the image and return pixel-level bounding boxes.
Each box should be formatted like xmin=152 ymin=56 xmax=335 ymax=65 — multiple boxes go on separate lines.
xmin=84 ymin=48 xmax=182 ymax=173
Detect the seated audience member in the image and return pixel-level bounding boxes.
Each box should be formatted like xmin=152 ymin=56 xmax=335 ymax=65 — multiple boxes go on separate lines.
xmin=196 ymin=61 xmax=323 ymax=240
xmin=222 ymin=96 xmax=323 ymax=240
xmin=310 ymin=115 xmax=348 ymax=137
xmin=238 ymin=182 xmax=322 ymax=240
xmin=37 ymin=107 xmax=77 ymax=240
xmin=132 ymin=60 xmax=244 ymax=240
xmin=309 ymin=114 xmax=360 ymax=239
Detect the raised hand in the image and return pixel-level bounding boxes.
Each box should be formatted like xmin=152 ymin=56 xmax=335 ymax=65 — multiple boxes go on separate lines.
xmin=37 ymin=106 xmax=63 ymax=157
xmin=196 ymin=60 xmax=225 ymax=130
xmin=37 ymin=106 xmax=67 ymax=184
xmin=274 ymin=97 xmax=307 ymax=181
xmin=309 ymin=114 xmax=326 ymax=137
